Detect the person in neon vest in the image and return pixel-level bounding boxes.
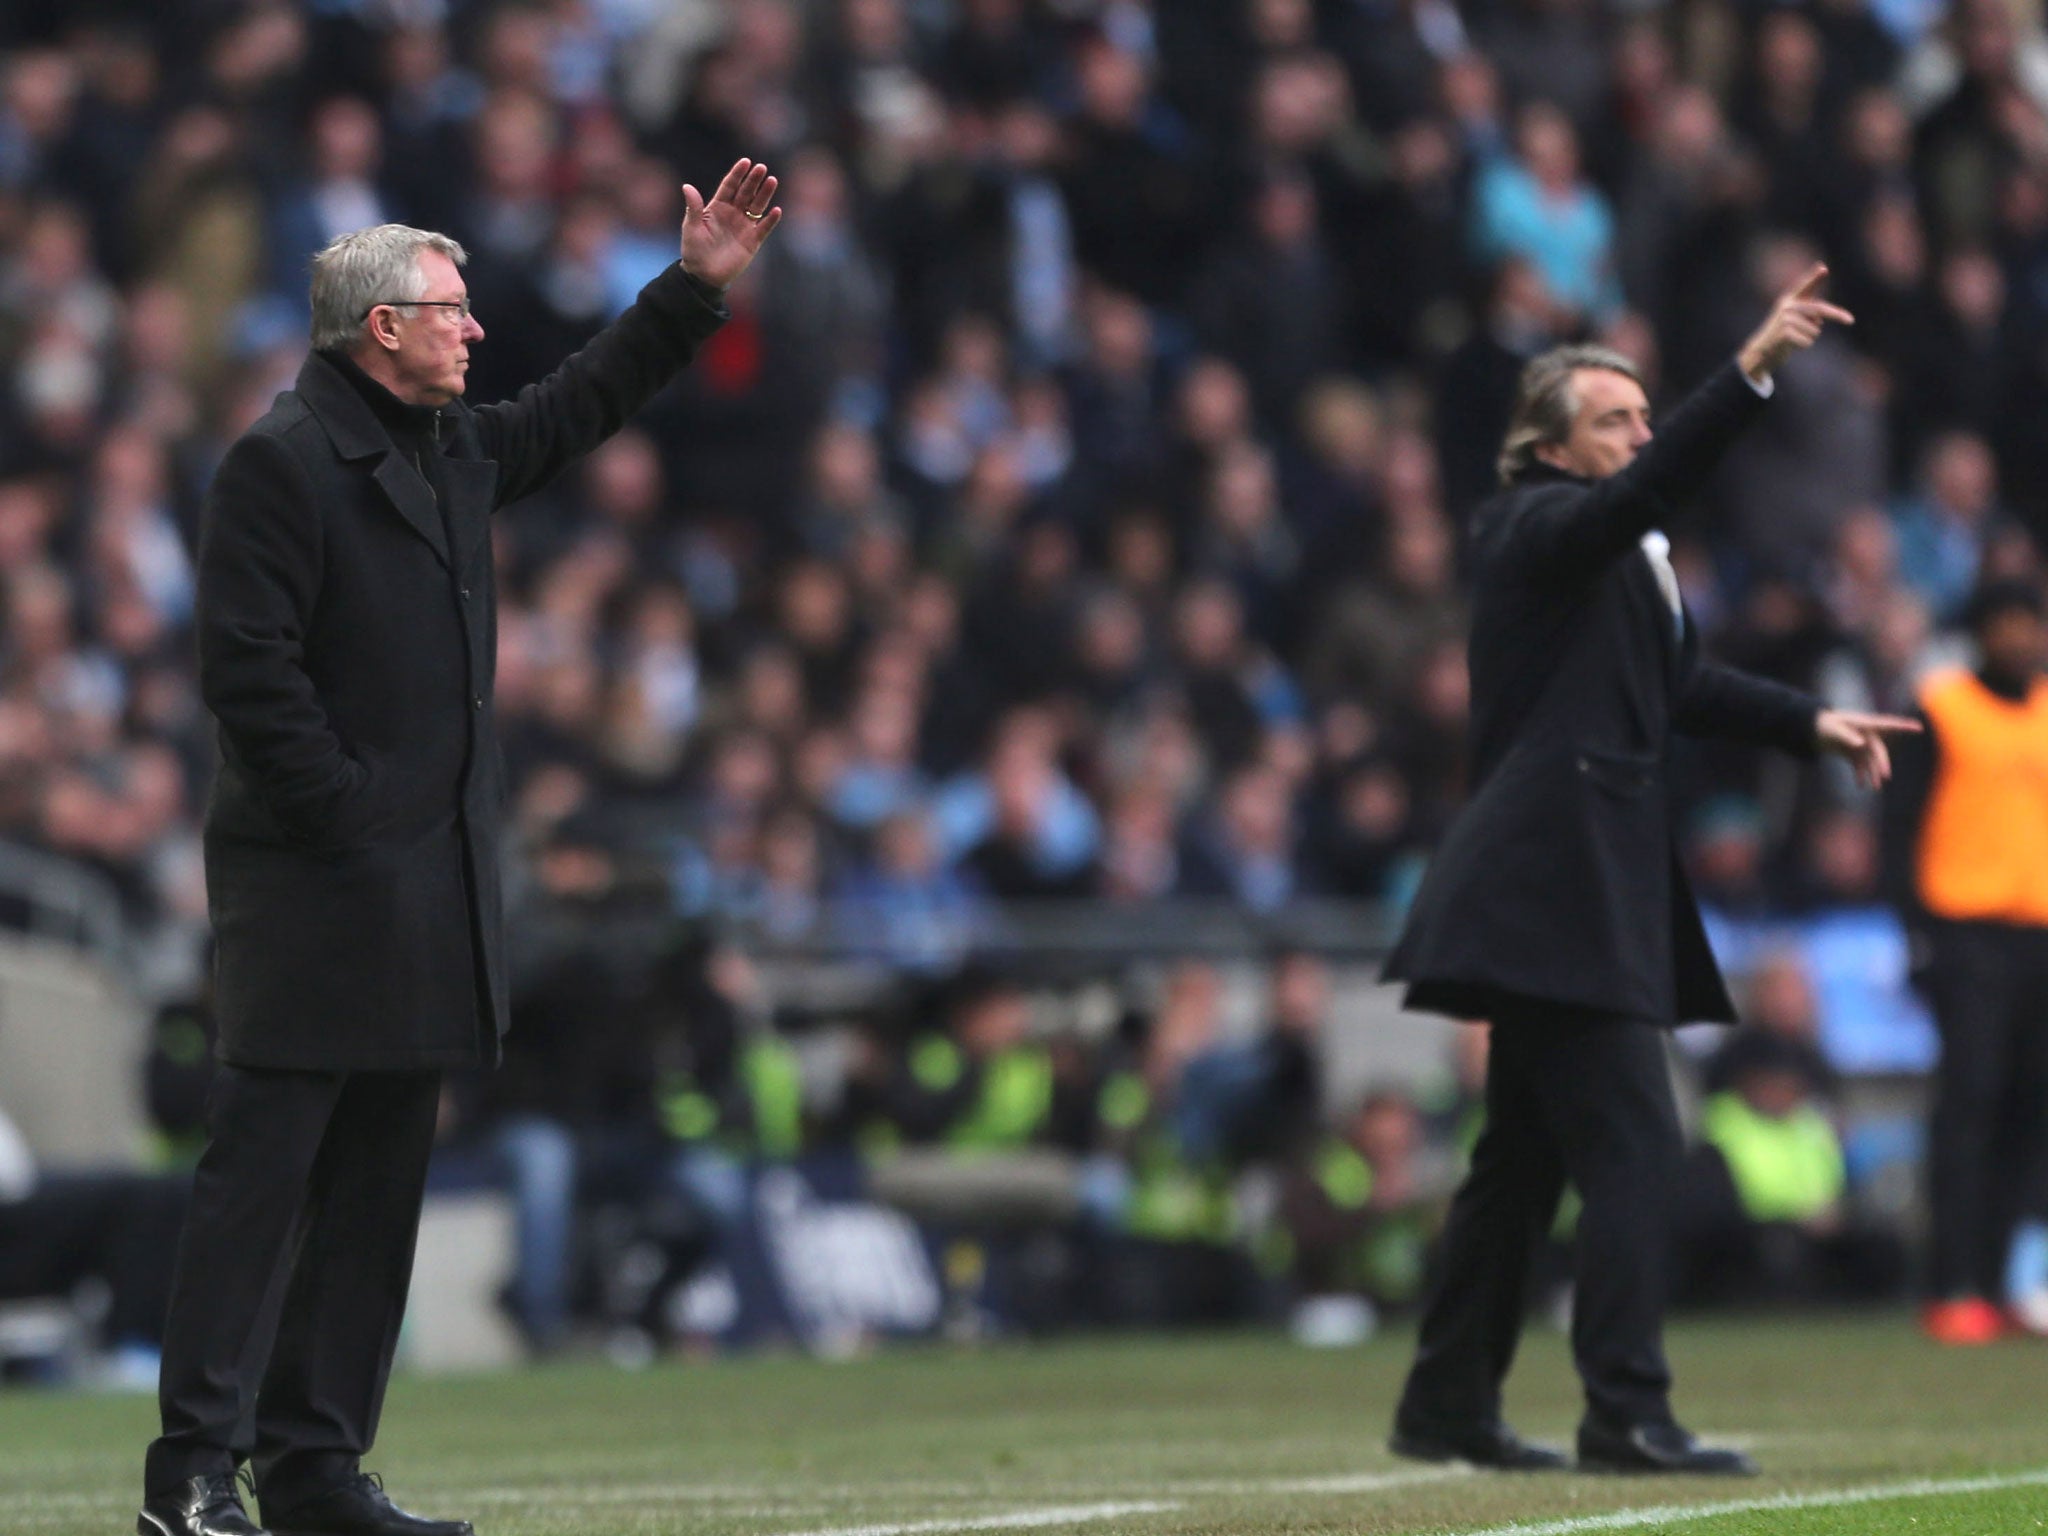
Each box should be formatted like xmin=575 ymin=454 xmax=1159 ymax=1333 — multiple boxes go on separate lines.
xmin=1882 ymin=577 xmax=2048 ymax=1345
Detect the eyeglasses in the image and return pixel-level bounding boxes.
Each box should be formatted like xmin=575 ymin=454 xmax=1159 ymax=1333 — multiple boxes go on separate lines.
xmin=360 ymin=297 xmax=472 ymax=322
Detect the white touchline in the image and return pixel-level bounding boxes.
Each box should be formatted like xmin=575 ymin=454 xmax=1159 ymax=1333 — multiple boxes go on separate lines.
xmin=760 ymin=1466 xmax=1476 ymax=1536
xmin=1455 ymin=1465 xmax=2048 ymax=1536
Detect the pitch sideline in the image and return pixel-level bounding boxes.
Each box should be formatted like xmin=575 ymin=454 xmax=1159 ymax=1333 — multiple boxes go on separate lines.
xmin=1455 ymin=1465 xmax=2048 ymax=1535
xmin=766 ymin=1468 xmax=1472 ymax=1536
xmin=765 ymin=1464 xmax=2048 ymax=1536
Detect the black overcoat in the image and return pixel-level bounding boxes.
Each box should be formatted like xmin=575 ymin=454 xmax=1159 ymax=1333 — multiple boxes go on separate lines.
xmin=198 ymin=264 xmax=726 ymax=1071
xmin=1383 ymin=363 xmax=1821 ymax=1026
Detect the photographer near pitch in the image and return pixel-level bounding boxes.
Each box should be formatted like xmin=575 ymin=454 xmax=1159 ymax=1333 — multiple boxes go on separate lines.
xmin=1382 ymin=266 xmax=1918 ymax=1475
xmin=138 ymin=161 xmax=780 ymax=1536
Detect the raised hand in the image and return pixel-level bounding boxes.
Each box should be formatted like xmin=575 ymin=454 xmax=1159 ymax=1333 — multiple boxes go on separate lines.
xmin=1738 ymin=263 xmax=1855 ymax=385
xmin=1814 ymin=708 xmax=1921 ymax=790
xmin=679 ymin=158 xmax=782 ymax=294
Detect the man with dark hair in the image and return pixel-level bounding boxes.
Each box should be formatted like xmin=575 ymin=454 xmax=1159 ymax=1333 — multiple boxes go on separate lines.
xmin=1383 ymin=266 xmax=1916 ymax=1474
xmin=139 ymin=162 xmax=781 ymax=1536
xmin=1883 ymin=576 xmax=2048 ymax=1345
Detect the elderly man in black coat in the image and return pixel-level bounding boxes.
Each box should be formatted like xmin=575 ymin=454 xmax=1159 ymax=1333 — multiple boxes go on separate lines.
xmin=138 ymin=162 xmax=782 ymax=1536
xmin=1382 ymin=266 xmax=1915 ymax=1475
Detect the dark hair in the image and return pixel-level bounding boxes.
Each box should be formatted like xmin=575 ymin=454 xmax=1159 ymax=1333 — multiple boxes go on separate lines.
xmin=1965 ymin=577 xmax=2045 ymax=633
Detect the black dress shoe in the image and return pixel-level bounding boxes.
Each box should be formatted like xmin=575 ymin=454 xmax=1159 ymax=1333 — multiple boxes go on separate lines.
xmin=1576 ymin=1418 xmax=1758 ymax=1476
xmin=263 ymin=1473 xmax=473 ymax=1536
xmin=1390 ymin=1417 xmax=1570 ymax=1470
xmin=138 ymin=1473 xmax=269 ymax=1536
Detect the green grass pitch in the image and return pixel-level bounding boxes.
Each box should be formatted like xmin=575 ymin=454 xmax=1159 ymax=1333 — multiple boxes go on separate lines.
xmin=6 ymin=1316 xmax=2046 ymax=1534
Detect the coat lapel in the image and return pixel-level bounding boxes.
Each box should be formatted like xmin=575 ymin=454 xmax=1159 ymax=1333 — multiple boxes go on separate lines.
xmin=1623 ymin=548 xmax=1683 ymax=663
xmin=1634 ymin=544 xmax=1698 ymax=690
xmin=1674 ymin=604 xmax=1700 ymax=689
xmin=369 ymin=452 xmax=449 ymax=568
xmin=297 ymin=352 xmax=453 ymax=569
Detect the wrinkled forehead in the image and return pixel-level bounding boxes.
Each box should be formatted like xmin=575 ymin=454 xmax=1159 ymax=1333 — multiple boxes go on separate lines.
xmin=1569 ymin=366 xmax=1648 ymax=420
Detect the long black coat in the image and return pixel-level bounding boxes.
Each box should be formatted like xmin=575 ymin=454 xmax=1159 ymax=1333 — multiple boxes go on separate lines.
xmin=1384 ymin=363 xmax=1820 ymax=1025
xmin=198 ymin=264 xmax=726 ymax=1071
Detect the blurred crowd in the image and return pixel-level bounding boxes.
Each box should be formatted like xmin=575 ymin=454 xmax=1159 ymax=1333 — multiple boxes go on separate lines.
xmin=0 ymin=0 xmax=1475 ymax=981
xmin=6 ymin=0 xmax=2048 ymax=1353
xmin=3 ymin=0 xmax=2044 ymax=1025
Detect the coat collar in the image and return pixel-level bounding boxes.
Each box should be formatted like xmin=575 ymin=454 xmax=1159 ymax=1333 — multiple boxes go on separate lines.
xmin=1511 ymin=462 xmax=1590 ymax=488
xmin=297 ymin=349 xmax=424 ymax=463
xmin=319 ymin=347 xmax=446 ymax=446
xmin=296 ymin=351 xmax=495 ymax=572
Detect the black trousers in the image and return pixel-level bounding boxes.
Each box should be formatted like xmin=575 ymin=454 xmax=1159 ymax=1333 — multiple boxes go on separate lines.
xmin=1398 ymin=1009 xmax=1680 ymax=1432
xmin=1924 ymin=922 xmax=2048 ymax=1300
xmin=144 ymin=1065 xmax=441 ymax=1504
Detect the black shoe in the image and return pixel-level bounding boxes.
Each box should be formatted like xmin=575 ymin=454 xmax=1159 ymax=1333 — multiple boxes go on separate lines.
xmin=139 ymin=1474 xmax=269 ymax=1536
xmin=1390 ymin=1416 xmax=1570 ymax=1471
xmin=263 ymin=1473 xmax=473 ymax=1536
xmin=1576 ymin=1418 xmax=1758 ymax=1476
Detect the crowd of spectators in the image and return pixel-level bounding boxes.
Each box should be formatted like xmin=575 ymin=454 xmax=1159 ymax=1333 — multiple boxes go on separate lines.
xmin=4 ymin=0 xmax=2048 ymax=1350
xmin=7 ymin=0 xmax=2041 ymax=1054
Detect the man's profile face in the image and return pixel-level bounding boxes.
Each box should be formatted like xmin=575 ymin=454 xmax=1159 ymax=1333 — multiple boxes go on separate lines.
xmin=1538 ymin=366 xmax=1652 ymax=481
xmin=383 ymin=249 xmax=485 ymax=406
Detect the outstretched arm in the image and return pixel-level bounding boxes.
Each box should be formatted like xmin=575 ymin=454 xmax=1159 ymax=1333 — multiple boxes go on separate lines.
xmin=473 ymin=159 xmax=781 ymax=507
xmin=1506 ymin=265 xmax=1854 ymax=580
xmin=1673 ymin=656 xmax=1823 ymax=757
xmin=1672 ymin=646 xmax=1918 ymax=784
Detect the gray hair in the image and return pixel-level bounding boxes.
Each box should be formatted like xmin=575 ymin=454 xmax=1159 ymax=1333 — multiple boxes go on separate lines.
xmin=1496 ymin=344 xmax=1644 ymax=485
xmin=308 ymin=224 xmax=468 ymax=352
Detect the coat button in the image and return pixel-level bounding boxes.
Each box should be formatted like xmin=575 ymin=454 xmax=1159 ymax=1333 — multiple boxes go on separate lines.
xmin=473 ymin=696 xmax=483 ymax=711
xmin=1576 ymin=756 xmax=1589 ymax=772
xmin=460 ymin=586 xmax=471 ymax=600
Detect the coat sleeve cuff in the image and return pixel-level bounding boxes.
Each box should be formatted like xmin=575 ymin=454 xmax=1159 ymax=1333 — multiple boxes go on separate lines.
xmin=679 ymin=268 xmax=730 ymax=313
xmin=639 ymin=261 xmax=731 ymax=335
xmin=1789 ymin=700 xmax=1823 ymax=758
xmin=1717 ymin=358 xmax=1772 ymax=410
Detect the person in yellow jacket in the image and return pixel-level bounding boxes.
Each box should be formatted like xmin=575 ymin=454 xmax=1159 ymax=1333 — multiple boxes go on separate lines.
xmin=1675 ymin=995 xmax=1905 ymax=1306
xmin=1278 ymin=1092 xmax=1447 ymax=1315
xmin=1079 ymin=962 xmax=1264 ymax=1326
xmin=1882 ymin=578 xmax=2048 ymax=1344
